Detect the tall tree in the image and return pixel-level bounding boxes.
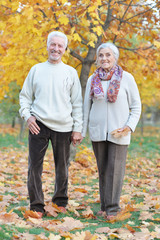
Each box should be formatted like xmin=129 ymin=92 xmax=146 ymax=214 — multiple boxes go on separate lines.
xmin=1 ymin=0 xmax=160 ymax=106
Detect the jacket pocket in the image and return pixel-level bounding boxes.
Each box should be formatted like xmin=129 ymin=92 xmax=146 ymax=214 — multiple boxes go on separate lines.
xmin=89 ymin=125 xmax=100 ymax=141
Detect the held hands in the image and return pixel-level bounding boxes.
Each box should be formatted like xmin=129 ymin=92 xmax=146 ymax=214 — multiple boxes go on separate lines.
xmin=27 ymin=116 xmax=40 ymax=135
xmin=111 ymin=126 xmax=131 ymax=138
xmin=71 ymin=132 xmax=83 ymax=147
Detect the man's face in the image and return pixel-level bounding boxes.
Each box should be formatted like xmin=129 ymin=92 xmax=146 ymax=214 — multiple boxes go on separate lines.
xmin=47 ymin=36 xmax=66 ymax=64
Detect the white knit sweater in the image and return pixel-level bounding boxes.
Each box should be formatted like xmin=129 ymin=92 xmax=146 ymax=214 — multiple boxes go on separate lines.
xmin=19 ymin=61 xmax=83 ymax=132
xmin=82 ymin=70 xmax=141 ymax=145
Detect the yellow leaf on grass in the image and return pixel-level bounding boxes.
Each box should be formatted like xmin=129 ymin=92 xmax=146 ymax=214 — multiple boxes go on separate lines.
xmin=155 ymin=203 xmax=160 ymax=209
xmin=48 ymin=233 xmax=61 ymax=240
xmin=56 ymin=217 xmax=84 ymax=232
xmin=44 ymin=204 xmax=58 ymax=217
xmin=108 ymin=233 xmax=121 ymax=239
xmin=60 ymin=232 xmax=72 ymax=238
xmin=106 ymin=211 xmax=132 ymax=223
xmin=95 ymin=227 xmax=110 ymax=233
xmin=153 ymin=218 xmax=160 ymax=221
xmin=124 ymin=224 xmax=136 ymax=233
xmin=81 ymin=206 xmax=95 ymax=219
xmin=0 ymin=195 xmax=3 ymax=201
xmin=23 ymin=210 xmax=42 ymax=219
xmin=74 ymin=188 xmax=88 ymax=193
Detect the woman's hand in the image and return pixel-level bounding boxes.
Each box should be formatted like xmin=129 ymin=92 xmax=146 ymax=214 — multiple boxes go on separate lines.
xmin=117 ymin=126 xmax=131 ymax=134
xmin=27 ymin=116 xmax=40 ymax=135
xmin=111 ymin=126 xmax=131 ymax=138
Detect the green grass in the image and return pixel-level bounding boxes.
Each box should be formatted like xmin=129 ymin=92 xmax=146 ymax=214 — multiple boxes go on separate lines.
xmin=81 ymin=126 xmax=160 ymax=159
xmin=0 ymin=126 xmax=159 ymax=158
xmin=0 ymin=133 xmax=28 ymax=149
xmin=128 ymin=135 xmax=160 ymax=159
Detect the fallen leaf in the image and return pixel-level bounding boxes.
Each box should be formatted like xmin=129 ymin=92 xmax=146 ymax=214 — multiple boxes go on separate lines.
xmin=81 ymin=206 xmax=96 ymax=219
xmin=44 ymin=204 xmax=58 ymax=217
xmin=0 ymin=212 xmax=19 ymax=224
xmin=124 ymin=224 xmax=136 ymax=233
xmin=95 ymin=227 xmax=110 ymax=233
xmin=56 ymin=217 xmax=84 ymax=232
xmin=48 ymin=233 xmax=61 ymax=240
xmin=23 ymin=210 xmax=43 ymax=219
xmin=74 ymin=188 xmax=88 ymax=193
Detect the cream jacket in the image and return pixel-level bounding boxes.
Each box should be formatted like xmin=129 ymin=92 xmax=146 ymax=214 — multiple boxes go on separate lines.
xmin=82 ymin=71 xmax=141 ymax=145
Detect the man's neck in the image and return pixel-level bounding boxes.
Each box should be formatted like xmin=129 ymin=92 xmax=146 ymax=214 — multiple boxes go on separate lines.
xmin=48 ymin=59 xmax=62 ymax=64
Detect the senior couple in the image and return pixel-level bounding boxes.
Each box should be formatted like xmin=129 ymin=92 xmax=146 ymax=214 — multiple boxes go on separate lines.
xmin=19 ymin=31 xmax=141 ymax=219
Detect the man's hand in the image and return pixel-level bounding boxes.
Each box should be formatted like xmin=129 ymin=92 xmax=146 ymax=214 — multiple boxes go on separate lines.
xmin=27 ymin=116 xmax=40 ymax=135
xmin=71 ymin=132 xmax=83 ymax=147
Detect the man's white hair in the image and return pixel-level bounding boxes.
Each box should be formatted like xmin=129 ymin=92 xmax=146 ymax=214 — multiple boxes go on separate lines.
xmin=47 ymin=31 xmax=68 ymax=49
xmin=96 ymin=42 xmax=119 ymax=63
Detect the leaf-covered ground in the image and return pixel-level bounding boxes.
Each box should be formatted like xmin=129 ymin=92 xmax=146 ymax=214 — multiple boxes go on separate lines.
xmin=0 ymin=125 xmax=160 ymax=240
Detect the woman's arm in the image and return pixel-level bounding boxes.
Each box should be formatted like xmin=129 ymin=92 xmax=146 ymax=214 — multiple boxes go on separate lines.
xmin=81 ymin=76 xmax=93 ymax=138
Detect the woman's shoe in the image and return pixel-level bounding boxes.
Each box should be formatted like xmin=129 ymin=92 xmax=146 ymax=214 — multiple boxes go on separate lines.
xmin=97 ymin=210 xmax=106 ymax=217
xmin=105 ymin=214 xmax=116 ymax=221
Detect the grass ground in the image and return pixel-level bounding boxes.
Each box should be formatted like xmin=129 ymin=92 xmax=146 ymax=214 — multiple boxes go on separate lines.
xmin=0 ymin=124 xmax=159 ymax=159
xmin=0 ymin=124 xmax=160 ymax=239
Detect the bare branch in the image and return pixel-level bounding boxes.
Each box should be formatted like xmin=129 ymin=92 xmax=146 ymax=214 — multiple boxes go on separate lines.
xmin=113 ymin=0 xmax=133 ymax=43
xmin=75 ymin=62 xmax=82 ymax=69
xmin=51 ymin=6 xmax=59 ymax=25
xmin=118 ymin=44 xmax=154 ymax=52
xmin=102 ymin=0 xmax=113 ymax=32
xmin=124 ymin=2 xmax=160 ymax=22
xmin=69 ymin=49 xmax=84 ymax=63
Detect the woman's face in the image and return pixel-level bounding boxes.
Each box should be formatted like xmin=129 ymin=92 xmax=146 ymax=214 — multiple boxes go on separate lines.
xmin=97 ymin=47 xmax=116 ymax=72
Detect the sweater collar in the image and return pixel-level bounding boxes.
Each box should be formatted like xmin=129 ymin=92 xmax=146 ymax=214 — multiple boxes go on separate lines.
xmin=47 ymin=60 xmax=63 ymax=66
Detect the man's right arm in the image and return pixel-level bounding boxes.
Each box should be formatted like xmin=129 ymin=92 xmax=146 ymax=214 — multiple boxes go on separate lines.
xmin=19 ymin=67 xmax=40 ymax=135
xmin=19 ymin=68 xmax=34 ymax=122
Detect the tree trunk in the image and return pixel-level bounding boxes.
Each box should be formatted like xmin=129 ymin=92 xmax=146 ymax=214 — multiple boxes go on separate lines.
xmin=80 ymin=61 xmax=93 ymax=98
xmin=80 ymin=38 xmax=102 ymax=98
xmin=12 ymin=117 xmax=16 ymax=128
xmin=19 ymin=118 xmax=26 ymax=141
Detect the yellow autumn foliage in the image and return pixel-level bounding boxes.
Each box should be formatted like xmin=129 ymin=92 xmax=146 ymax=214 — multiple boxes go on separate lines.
xmin=0 ymin=0 xmax=159 ymax=109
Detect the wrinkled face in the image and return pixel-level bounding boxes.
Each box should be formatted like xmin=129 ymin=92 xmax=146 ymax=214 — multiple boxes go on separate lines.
xmin=97 ymin=48 xmax=116 ymax=72
xmin=47 ymin=36 xmax=66 ymax=64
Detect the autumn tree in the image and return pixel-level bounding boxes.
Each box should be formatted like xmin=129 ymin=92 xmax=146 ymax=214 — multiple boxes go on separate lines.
xmin=1 ymin=0 xmax=160 ymax=106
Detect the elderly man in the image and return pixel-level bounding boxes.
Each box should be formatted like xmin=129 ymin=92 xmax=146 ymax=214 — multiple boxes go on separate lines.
xmin=19 ymin=31 xmax=83 ymax=217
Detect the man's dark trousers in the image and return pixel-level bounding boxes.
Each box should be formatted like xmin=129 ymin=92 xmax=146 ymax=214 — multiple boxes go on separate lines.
xmin=28 ymin=120 xmax=72 ymax=213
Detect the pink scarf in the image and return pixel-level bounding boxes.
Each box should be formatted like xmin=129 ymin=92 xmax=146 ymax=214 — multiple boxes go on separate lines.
xmin=90 ymin=65 xmax=123 ymax=103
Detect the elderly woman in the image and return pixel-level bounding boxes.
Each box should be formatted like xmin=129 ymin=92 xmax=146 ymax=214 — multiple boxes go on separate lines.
xmin=82 ymin=42 xmax=141 ymax=219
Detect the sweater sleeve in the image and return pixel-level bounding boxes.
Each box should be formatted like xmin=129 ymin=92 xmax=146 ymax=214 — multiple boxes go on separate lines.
xmin=126 ymin=73 xmax=141 ymax=132
xmin=81 ymin=76 xmax=92 ymax=137
xmin=19 ymin=67 xmax=35 ymax=122
xmin=70 ymin=70 xmax=83 ymax=132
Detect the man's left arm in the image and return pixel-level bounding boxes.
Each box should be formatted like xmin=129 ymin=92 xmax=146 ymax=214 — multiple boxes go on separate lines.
xmin=126 ymin=74 xmax=141 ymax=132
xmin=70 ymin=70 xmax=83 ymax=146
